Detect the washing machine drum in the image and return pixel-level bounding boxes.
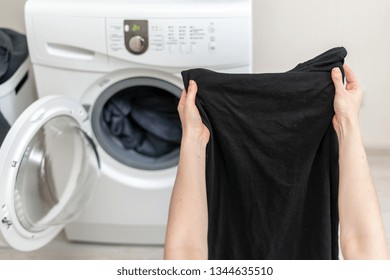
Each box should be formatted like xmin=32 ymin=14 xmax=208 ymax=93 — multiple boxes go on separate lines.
xmin=92 ymin=78 xmax=182 ymax=170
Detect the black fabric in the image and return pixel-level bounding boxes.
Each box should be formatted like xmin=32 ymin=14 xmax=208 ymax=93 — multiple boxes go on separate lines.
xmin=0 ymin=28 xmax=28 ymax=85
xmin=102 ymin=87 xmax=181 ymax=157
xmin=181 ymin=47 xmax=346 ymax=260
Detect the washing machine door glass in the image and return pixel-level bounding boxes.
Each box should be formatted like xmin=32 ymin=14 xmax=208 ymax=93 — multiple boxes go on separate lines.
xmin=0 ymin=96 xmax=100 ymax=251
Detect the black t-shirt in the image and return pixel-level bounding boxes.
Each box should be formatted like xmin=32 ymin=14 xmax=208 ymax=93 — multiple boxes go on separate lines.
xmin=181 ymin=47 xmax=346 ymax=259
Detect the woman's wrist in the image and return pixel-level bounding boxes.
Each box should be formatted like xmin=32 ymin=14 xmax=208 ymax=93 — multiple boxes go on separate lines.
xmin=336 ymin=116 xmax=362 ymax=144
xmin=181 ymin=132 xmax=208 ymax=150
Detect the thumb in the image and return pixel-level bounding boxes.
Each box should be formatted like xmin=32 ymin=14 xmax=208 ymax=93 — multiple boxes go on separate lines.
xmin=331 ymin=67 xmax=345 ymax=93
xmin=186 ymin=80 xmax=198 ymax=105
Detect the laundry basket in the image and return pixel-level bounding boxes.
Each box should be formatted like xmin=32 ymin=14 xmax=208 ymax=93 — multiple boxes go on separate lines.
xmin=0 ymin=28 xmax=36 ymax=248
xmin=0 ymin=28 xmax=36 ymax=146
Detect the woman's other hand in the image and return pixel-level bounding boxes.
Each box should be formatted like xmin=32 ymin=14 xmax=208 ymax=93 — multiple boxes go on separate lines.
xmin=178 ymin=80 xmax=210 ymax=147
xmin=331 ymin=64 xmax=363 ymax=138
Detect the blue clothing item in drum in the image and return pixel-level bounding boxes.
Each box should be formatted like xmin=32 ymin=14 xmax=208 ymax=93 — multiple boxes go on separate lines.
xmin=181 ymin=47 xmax=346 ymax=260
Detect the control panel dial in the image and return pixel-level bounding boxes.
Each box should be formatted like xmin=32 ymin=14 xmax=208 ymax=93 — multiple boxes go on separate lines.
xmin=128 ymin=35 xmax=145 ymax=53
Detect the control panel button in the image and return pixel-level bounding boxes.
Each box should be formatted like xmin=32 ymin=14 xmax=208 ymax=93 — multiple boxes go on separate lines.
xmin=169 ymin=44 xmax=178 ymax=54
xmin=129 ymin=36 xmax=145 ymax=53
xmin=180 ymin=44 xmax=190 ymax=54
xmin=190 ymin=44 xmax=196 ymax=54
xmin=209 ymin=42 xmax=216 ymax=53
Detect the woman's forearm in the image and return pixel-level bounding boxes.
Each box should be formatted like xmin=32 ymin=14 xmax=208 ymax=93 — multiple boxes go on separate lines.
xmin=164 ymin=136 xmax=208 ymax=259
xmin=338 ymin=119 xmax=389 ymax=259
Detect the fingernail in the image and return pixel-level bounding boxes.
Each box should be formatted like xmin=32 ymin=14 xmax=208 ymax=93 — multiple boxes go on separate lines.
xmin=332 ymin=67 xmax=340 ymax=73
xmin=189 ymin=80 xmax=194 ymax=86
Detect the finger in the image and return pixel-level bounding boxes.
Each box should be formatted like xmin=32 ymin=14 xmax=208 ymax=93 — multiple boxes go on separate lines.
xmin=185 ymin=80 xmax=198 ymax=105
xmin=177 ymin=89 xmax=186 ymax=113
xmin=332 ymin=116 xmax=340 ymax=135
xmin=343 ymin=64 xmax=359 ymax=90
xmin=332 ymin=115 xmax=339 ymax=128
xmin=331 ymin=67 xmax=345 ymax=93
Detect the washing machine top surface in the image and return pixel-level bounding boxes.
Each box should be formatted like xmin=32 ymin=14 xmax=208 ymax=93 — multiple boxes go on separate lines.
xmin=0 ymin=96 xmax=100 ymax=251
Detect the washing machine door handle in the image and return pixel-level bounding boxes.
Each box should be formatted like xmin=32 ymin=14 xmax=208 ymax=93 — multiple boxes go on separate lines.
xmin=0 ymin=95 xmax=100 ymax=251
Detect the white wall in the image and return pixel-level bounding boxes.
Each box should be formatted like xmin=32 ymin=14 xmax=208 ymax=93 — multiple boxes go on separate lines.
xmin=0 ymin=0 xmax=26 ymax=33
xmin=253 ymin=0 xmax=390 ymax=149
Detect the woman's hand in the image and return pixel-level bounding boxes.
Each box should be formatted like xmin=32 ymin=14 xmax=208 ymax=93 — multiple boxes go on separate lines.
xmin=164 ymin=79 xmax=209 ymax=259
xmin=178 ymin=80 xmax=210 ymax=147
xmin=331 ymin=65 xmax=363 ymax=138
xmin=331 ymin=65 xmax=389 ymax=259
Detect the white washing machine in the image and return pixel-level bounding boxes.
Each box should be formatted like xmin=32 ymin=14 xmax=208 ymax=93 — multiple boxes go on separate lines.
xmin=0 ymin=0 xmax=251 ymax=251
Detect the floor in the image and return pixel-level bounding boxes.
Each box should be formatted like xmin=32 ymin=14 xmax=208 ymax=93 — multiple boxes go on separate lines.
xmin=0 ymin=151 xmax=389 ymax=260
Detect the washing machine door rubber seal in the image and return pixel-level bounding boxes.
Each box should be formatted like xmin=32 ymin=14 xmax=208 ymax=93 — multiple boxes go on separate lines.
xmin=0 ymin=96 xmax=100 ymax=251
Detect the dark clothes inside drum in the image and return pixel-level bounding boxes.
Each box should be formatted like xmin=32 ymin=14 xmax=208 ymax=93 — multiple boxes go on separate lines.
xmin=102 ymin=86 xmax=182 ymax=158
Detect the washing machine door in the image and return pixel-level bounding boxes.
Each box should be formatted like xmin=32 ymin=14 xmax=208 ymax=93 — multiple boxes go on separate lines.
xmin=0 ymin=96 xmax=100 ymax=251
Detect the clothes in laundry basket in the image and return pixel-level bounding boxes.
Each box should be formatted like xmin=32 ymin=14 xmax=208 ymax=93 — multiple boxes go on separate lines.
xmin=102 ymin=87 xmax=181 ymax=157
xmin=181 ymin=47 xmax=346 ymax=260
xmin=0 ymin=28 xmax=28 ymax=84
xmin=0 ymin=28 xmax=29 ymax=145
xmin=0 ymin=112 xmax=10 ymax=145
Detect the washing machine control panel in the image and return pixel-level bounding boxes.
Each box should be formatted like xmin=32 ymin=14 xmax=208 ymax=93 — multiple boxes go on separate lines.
xmin=118 ymin=19 xmax=218 ymax=56
xmin=124 ymin=20 xmax=148 ymax=55
xmin=107 ymin=17 xmax=250 ymax=67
